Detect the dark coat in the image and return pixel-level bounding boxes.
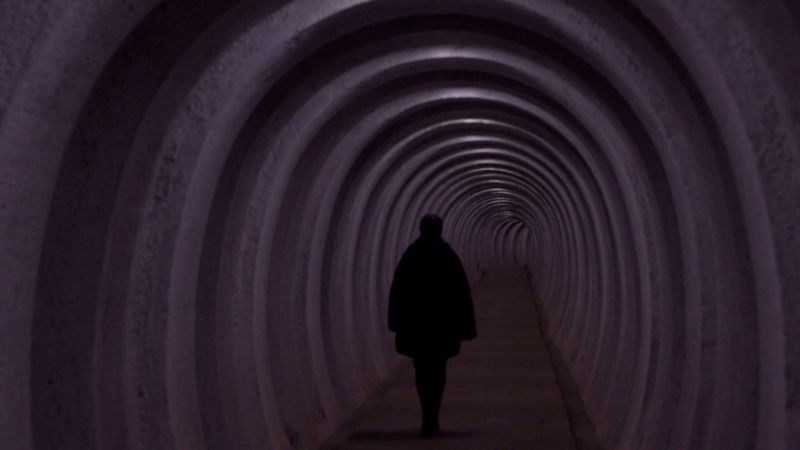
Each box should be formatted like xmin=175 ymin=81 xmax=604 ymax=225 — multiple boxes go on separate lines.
xmin=388 ymin=236 xmax=477 ymax=358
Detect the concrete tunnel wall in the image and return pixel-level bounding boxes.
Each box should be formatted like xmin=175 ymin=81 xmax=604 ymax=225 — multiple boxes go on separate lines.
xmin=1 ymin=1 xmax=799 ymax=449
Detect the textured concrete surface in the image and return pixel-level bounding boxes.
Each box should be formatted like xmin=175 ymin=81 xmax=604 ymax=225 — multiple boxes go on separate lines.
xmin=1 ymin=1 xmax=799 ymax=449
xmin=325 ymin=267 xmax=581 ymax=449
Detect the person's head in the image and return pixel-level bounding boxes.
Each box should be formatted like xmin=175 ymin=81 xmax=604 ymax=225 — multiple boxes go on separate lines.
xmin=419 ymin=214 xmax=443 ymax=239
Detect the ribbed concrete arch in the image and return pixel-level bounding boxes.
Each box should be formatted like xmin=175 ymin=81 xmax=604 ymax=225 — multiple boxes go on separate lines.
xmin=1 ymin=1 xmax=798 ymax=449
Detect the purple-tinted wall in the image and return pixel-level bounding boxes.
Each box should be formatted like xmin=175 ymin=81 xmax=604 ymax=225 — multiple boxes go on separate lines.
xmin=1 ymin=1 xmax=798 ymax=448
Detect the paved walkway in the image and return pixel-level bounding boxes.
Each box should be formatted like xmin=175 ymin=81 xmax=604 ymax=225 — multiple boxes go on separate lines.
xmin=324 ymin=267 xmax=579 ymax=449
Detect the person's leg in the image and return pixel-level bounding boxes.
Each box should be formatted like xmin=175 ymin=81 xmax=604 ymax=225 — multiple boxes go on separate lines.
xmin=428 ymin=357 xmax=447 ymax=429
xmin=412 ymin=357 xmax=432 ymax=433
xmin=413 ymin=356 xmax=448 ymax=437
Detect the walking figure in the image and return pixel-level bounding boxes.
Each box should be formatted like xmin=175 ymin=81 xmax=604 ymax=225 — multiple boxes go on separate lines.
xmin=388 ymin=214 xmax=477 ymax=438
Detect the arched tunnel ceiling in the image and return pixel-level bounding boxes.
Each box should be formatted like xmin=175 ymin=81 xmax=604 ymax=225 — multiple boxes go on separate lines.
xmin=1 ymin=1 xmax=799 ymax=449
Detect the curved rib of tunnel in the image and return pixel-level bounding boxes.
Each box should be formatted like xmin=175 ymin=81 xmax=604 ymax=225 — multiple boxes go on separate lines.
xmin=1 ymin=1 xmax=799 ymax=449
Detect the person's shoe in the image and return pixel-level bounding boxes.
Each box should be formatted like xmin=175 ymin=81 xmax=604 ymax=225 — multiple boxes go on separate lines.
xmin=420 ymin=427 xmax=436 ymax=438
xmin=420 ymin=422 xmax=439 ymax=438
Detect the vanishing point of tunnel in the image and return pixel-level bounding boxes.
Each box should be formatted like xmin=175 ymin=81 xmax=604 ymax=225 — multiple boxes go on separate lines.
xmin=1 ymin=1 xmax=799 ymax=449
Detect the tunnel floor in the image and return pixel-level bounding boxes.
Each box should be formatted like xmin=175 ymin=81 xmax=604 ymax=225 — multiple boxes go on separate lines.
xmin=323 ymin=267 xmax=579 ymax=449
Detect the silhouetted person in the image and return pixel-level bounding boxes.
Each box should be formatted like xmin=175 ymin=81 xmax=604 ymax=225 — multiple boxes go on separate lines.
xmin=388 ymin=214 xmax=477 ymax=438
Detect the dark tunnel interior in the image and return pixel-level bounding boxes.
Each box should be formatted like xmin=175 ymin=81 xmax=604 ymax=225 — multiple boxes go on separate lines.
xmin=1 ymin=0 xmax=799 ymax=449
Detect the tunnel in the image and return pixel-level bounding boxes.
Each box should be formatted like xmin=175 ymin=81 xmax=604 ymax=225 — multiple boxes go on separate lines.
xmin=1 ymin=1 xmax=799 ymax=449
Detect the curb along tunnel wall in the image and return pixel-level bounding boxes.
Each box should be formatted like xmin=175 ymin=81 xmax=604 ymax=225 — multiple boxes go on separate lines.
xmin=1 ymin=1 xmax=798 ymax=449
